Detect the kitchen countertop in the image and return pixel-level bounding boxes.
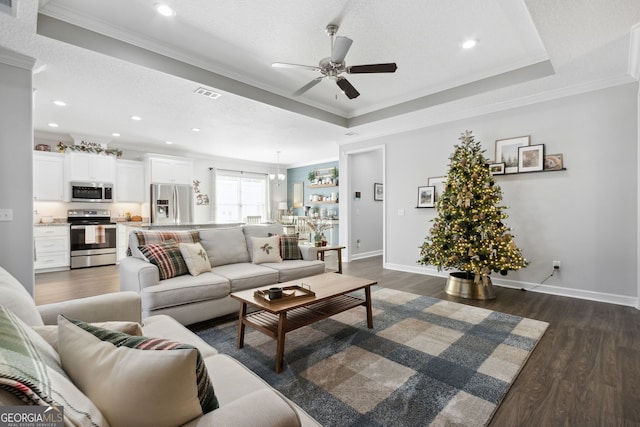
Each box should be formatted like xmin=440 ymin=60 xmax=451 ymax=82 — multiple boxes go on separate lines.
xmin=34 ymin=222 xmax=69 ymax=227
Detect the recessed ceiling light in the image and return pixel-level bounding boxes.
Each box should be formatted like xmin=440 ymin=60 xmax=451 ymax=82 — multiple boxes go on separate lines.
xmin=155 ymin=4 xmax=175 ymax=17
xmin=48 ymin=122 xmax=59 ymax=128
xmin=191 ymin=127 xmax=201 ymax=132
xmin=130 ymin=115 xmax=142 ymax=121
xmin=165 ymin=141 xmax=173 ymax=145
xmin=52 ymin=100 xmax=66 ymax=107
xmin=112 ymin=133 xmax=121 ymax=137
xmin=462 ymin=39 xmax=478 ymax=49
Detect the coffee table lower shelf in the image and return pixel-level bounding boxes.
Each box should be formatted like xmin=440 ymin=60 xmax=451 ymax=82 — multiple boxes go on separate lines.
xmin=244 ymin=294 xmax=365 ymax=336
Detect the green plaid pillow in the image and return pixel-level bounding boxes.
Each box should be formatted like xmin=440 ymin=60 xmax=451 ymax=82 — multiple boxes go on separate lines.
xmin=277 ymin=234 xmax=302 ymax=260
xmin=138 ymin=240 xmax=188 ymax=280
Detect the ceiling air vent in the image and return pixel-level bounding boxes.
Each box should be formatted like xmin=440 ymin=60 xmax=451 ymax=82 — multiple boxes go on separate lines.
xmin=0 ymin=0 xmax=16 ymax=17
xmin=194 ymin=87 xmax=221 ymax=100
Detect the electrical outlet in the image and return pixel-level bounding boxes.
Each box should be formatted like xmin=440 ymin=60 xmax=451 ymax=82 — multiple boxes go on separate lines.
xmin=553 ymin=260 xmax=561 ymax=269
xmin=356 ymin=239 xmax=361 ymax=248
xmin=0 ymin=209 xmax=12 ymax=221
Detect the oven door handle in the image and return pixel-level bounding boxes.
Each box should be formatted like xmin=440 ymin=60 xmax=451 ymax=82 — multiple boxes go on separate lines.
xmin=70 ymin=224 xmax=117 ymax=230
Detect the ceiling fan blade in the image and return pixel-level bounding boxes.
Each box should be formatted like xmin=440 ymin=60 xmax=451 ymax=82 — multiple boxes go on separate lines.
xmin=347 ymin=63 xmax=398 ymax=73
xmin=293 ymin=77 xmax=324 ymax=96
xmin=331 ymin=36 xmax=353 ymax=64
xmin=272 ymin=62 xmax=321 ymax=72
xmin=336 ymin=77 xmax=360 ymax=99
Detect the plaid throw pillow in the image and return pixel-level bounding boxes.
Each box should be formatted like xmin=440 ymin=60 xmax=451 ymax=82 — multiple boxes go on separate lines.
xmin=134 ymin=230 xmax=200 ymax=246
xmin=279 ymin=234 xmax=302 ymax=260
xmin=138 ymin=240 xmax=188 ymax=280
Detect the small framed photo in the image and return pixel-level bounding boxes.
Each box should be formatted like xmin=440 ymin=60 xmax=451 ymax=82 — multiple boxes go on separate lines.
xmin=544 ymin=153 xmax=563 ymax=171
xmin=488 ymin=162 xmax=505 ymax=175
xmin=427 ymin=176 xmax=447 ymax=202
xmin=374 ymin=183 xmax=383 ymax=201
xmin=417 ymin=186 xmax=435 ymax=208
xmin=495 ymin=135 xmax=530 ymax=174
xmin=518 ymin=144 xmax=545 ymax=172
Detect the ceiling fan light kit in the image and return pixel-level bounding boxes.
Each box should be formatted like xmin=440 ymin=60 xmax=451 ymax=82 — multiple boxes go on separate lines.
xmin=272 ymin=24 xmax=397 ymax=99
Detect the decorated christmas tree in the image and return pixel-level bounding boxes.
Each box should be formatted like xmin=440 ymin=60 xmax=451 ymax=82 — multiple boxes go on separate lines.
xmin=419 ymin=130 xmax=527 ymax=284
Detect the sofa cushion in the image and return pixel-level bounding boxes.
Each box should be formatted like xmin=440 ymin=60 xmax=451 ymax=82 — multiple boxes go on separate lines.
xmin=199 ymin=227 xmax=250 ymax=266
xmin=0 ymin=267 xmax=44 ymax=327
xmin=262 ymin=260 xmax=326 ymax=283
xmin=139 ymin=240 xmax=189 ymax=280
xmin=179 ymin=242 xmax=212 ymax=276
xmin=243 ymin=224 xmax=285 ymax=261
xmin=141 ymin=272 xmax=230 ymax=311
xmin=278 ymin=234 xmax=302 ymax=260
xmin=0 ymin=306 xmax=107 ymax=426
xmin=58 ymin=316 xmax=218 ymax=427
xmin=251 ymin=236 xmax=283 ymax=264
xmin=211 ymin=263 xmax=280 ymax=292
xmin=142 ymin=314 xmax=218 ymax=359
xmin=33 ymin=320 xmax=143 ymax=351
xmin=130 ymin=230 xmax=200 ymax=260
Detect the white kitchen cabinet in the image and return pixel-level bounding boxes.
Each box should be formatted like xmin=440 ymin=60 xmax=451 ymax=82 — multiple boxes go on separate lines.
xmin=67 ymin=152 xmax=116 ymax=183
xmin=148 ymin=156 xmax=193 ymax=184
xmin=34 ymin=226 xmax=70 ymax=272
xmin=116 ymin=160 xmax=145 ymax=202
xmin=33 ymin=152 xmax=65 ymax=201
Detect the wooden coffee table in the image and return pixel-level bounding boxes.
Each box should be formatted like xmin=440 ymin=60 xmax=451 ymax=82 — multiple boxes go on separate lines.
xmin=230 ymin=273 xmax=376 ymax=373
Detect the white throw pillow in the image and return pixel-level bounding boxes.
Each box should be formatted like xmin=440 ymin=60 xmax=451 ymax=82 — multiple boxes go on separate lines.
xmin=179 ymin=242 xmax=212 ymax=276
xmin=251 ymin=236 xmax=282 ymax=264
xmin=57 ymin=316 xmax=218 ymax=427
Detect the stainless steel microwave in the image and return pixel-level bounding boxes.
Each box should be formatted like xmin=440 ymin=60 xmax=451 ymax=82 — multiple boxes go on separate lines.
xmin=70 ymin=182 xmax=113 ymax=202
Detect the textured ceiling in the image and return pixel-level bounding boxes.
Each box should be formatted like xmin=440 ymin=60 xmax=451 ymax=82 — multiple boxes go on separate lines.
xmin=0 ymin=0 xmax=638 ymax=166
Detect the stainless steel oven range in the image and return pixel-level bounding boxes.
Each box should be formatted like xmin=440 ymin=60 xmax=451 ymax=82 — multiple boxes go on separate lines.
xmin=67 ymin=209 xmax=117 ymax=269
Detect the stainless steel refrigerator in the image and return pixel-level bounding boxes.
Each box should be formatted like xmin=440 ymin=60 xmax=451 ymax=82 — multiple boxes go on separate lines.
xmin=150 ymin=184 xmax=194 ymax=225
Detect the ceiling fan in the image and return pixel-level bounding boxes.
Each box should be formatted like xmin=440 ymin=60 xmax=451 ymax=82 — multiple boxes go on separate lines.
xmin=272 ymin=24 xmax=398 ymax=99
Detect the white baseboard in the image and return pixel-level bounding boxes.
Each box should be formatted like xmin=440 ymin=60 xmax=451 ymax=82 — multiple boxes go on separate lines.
xmin=383 ymin=263 xmax=639 ymax=308
xmin=350 ymin=250 xmax=384 ymax=261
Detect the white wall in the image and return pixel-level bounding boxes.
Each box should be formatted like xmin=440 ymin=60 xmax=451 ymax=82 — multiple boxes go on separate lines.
xmin=342 ymin=83 xmax=639 ymax=306
xmin=349 ymin=149 xmax=383 ymax=258
xmin=0 ymin=47 xmax=36 ymax=292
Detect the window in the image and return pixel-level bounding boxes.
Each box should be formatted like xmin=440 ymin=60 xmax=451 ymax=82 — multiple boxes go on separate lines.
xmin=215 ymin=170 xmax=269 ymax=222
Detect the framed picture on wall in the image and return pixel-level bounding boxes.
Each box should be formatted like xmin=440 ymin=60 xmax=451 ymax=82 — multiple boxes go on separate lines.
xmin=374 ymin=183 xmax=383 ymax=201
xmin=518 ymin=144 xmax=544 ymax=172
xmin=544 ymin=153 xmax=563 ymax=170
xmin=427 ymin=176 xmax=447 ymax=202
xmin=495 ymin=135 xmax=530 ymax=174
xmin=417 ymin=186 xmax=435 ymax=208
xmin=488 ymin=162 xmax=505 ymax=175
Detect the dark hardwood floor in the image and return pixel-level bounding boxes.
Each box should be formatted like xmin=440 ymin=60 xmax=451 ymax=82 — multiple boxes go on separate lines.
xmin=35 ymin=257 xmax=640 ymax=426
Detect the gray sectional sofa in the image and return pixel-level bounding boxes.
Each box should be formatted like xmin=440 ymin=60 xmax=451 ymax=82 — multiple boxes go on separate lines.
xmin=119 ymin=224 xmax=326 ymax=325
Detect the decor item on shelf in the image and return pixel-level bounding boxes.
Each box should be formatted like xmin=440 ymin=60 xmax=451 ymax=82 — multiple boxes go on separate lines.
xmin=419 ymin=130 xmax=528 ymax=300
xmin=307 ymin=170 xmax=316 ymax=183
xmin=416 ymin=185 xmax=435 ymax=208
xmin=488 ymin=162 xmax=506 ymax=175
xmin=269 ymin=151 xmax=286 ymax=186
xmin=518 ymin=144 xmax=545 ymax=173
xmin=34 ymin=144 xmax=51 ymax=152
xmin=427 ymin=176 xmax=447 ymax=203
xmin=374 ymin=183 xmax=383 ymax=201
xmin=331 ymin=167 xmax=339 ymax=185
xmin=307 ymin=217 xmax=333 ymax=247
xmin=544 ymin=153 xmax=564 ymax=170
xmin=495 ymin=135 xmax=529 ymax=174
xmin=56 ymin=141 xmax=123 ymax=157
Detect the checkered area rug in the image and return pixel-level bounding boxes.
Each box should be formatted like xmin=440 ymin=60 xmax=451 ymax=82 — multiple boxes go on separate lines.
xmin=196 ymin=286 xmax=549 ymax=426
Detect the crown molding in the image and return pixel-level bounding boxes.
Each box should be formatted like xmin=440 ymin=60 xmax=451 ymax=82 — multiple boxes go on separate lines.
xmin=0 ymin=45 xmax=36 ymax=70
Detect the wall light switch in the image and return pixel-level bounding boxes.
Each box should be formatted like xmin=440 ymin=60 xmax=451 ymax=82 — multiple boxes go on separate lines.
xmin=0 ymin=209 xmax=13 ymax=221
